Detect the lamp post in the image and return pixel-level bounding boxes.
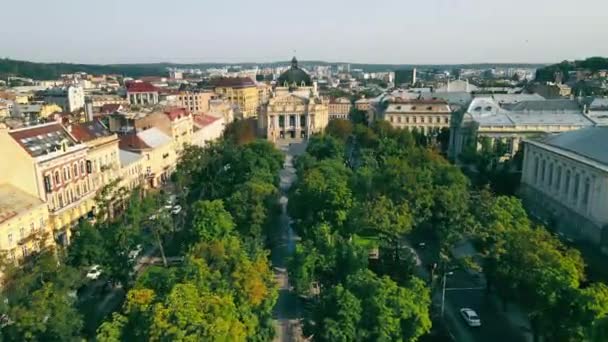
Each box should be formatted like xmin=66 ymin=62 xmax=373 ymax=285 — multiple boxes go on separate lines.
xmin=441 ymin=271 xmax=454 ymax=317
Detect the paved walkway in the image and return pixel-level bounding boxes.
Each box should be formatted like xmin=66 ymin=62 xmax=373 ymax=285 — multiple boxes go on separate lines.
xmin=272 ymin=142 xmax=306 ymax=342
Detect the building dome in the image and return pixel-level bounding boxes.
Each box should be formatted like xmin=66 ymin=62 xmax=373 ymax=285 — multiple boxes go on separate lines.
xmin=277 ymin=57 xmax=312 ymax=88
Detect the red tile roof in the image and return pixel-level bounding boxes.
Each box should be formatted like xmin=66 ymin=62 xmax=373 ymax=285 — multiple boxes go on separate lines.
xmin=211 ymin=77 xmax=256 ymax=88
xmin=8 ymin=123 xmax=77 ymax=157
xmin=164 ymin=107 xmax=189 ymax=121
xmin=70 ymin=120 xmax=112 ymax=142
xmin=119 ymin=133 xmax=150 ymax=150
xmin=193 ymin=114 xmax=222 ymax=128
xmin=126 ymin=82 xmax=158 ymax=93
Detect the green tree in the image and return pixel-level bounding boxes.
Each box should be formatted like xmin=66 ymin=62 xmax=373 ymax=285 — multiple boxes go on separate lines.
xmin=307 ymin=285 xmax=362 ymax=342
xmin=189 ymin=200 xmax=235 ymax=242
xmin=67 ymin=220 xmax=105 ymax=267
xmin=325 ymin=119 xmax=354 ymax=141
xmin=225 ymin=178 xmax=278 ymax=239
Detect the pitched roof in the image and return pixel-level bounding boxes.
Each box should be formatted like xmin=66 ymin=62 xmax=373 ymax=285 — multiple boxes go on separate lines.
xmin=164 ymin=107 xmax=189 ymax=121
xmin=193 ymin=114 xmax=222 ymax=128
xmin=211 ymin=77 xmax=256 ymax=88
xmin=126 ymin=82 xmax=158 ymax=93
xmin=539 ymin=127 xmax=608 ymax=165
xmin=70 ymin=120 xmax=112 ymax=142
xmin=8 ymin=122 xmax=77 ymax=157
xmin=137 ymin=127 xmax=172 ymax=148
xmin=100 ymin=103 xmax=122 ymax=113
xmin=0 ymin=183 xmax=45 ymax=225
xmin=119 ymin=149 xmax=143 ymax=166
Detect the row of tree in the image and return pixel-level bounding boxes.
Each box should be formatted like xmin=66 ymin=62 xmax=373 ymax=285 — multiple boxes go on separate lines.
xmin=95 ymin=136 xmax=286 ymax=341
xmin=290 ymin=118 xmax=608 ymax=341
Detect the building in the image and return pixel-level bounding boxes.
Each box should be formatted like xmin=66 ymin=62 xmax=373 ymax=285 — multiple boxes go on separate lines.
xmin=259 ymin=57 xmax=328 ymax=142
xmin=531 ymin=82 xmax=572 ymax=99
xmin=176 ymin=90 xmax=215 ymax=114
xmin=450 ymin=97 xmax=594 ymax=160
xmin=118 ymin=149 xmax=145 ymax=191
xmin=520 ymin=127 xmax=608 ymax=249
xmin=354 ymin=98 xmax=371 ymax=111
xmin=212 ymin=77 xmax=259 ymax=118
xmin=43 ymin=86 xmax=85 ymax=112
xmin=436 ymin=80 xmax=478 ymax=93
xmin=328 ymin=97 xmax=352 ymax=120
xmin=192 ymin=114 xmax=225 ymax=147
xmin=0 ymin=123 xmax=96 ymax=245
xmin=0 ymin=183 xmax=53 ymax=264
xmin=584 ymin=97 xmax=608 ymax=126
xmin=15 ymin=103 xmax=62 ymax=121
xmin=126 ymin=82 xmax=159 ymax=106
xmin=395 ymin=69 xmax=417 ymax=86
xmin=118 ymin=127 xmax=176 ymax=188
xmin=163 ymin=107 xmax=194 ymax=152
xmin=87 ymin=94 xmax=128 ymax=110
xmin=70 ymin=120 xmax=121 ymax=191
xmin=382 ymin=98 xmax=451 ymax=133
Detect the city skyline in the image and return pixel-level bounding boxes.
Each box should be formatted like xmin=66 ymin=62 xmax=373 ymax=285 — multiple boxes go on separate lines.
xmin=2 ymin=0 xmax=608 ymax=65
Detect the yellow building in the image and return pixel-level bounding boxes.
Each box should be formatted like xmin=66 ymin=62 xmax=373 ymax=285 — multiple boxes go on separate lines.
xmin=0 ymin=183 xmax=53 ymax=264
xmin=118 ymin=149 xmax=145 ymax=191
xmin=163 ymin=108 xmax=194 ymax=153
xmin=213 ymin=77 xmax=259 ymax=118
xmin=176 ymin=90 xmax=216 ymax=114
xmin=17 ymin=103 xmax=62 ymax=120
xmin=0 ymin=123 xmax=96 ymax=245
xmin=70 ymin=120 xmax=121 ymax=190
xmin=119 ymin=127 xmax=176 ymax=188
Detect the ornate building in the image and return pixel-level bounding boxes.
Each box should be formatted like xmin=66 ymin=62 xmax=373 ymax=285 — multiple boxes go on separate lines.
xmin=258 ymin=57 xmax=328 ymax=142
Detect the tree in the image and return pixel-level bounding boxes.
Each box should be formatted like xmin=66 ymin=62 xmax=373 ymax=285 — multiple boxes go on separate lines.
xmin=189 ymin=200 xmax=235 ymax=242
xmin=307 ymin=285 xmax=362 ymax=342
xmin=225 ymin=178 xmax=278 ymax=239
xmin=306 ymin=135 xmax=345 ymax=161
xmin=66 ymin=220 xmax=105 ymax=267
xmin=325 ymin=119 xmax=354 ymax=141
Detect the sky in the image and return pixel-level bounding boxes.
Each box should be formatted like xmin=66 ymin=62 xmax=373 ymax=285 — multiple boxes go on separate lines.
xmin=2 ymin=0 xmax=608 ymax=65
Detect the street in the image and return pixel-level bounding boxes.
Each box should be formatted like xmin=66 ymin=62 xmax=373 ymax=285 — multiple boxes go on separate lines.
xmin=413 ymin=240 xmax=531 ymax=342
xmin=271 ymin=141 xmax=307 ymax=342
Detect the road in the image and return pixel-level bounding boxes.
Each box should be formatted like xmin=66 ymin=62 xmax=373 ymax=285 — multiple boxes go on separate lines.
xmin=271 ymin=141 xmax=307 ymax=342
xmin=413 ymin=242 xmax=531 ymax=342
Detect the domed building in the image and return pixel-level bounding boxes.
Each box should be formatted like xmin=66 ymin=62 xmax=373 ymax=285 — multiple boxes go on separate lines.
xmin=258 ymin=56 xmax=328 ymax=142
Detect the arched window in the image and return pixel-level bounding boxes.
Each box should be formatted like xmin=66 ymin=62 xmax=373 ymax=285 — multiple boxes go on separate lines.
xmin=73 ymin=163 xmax=78 ymax=177
xmin=583 ymin=178 xmax=591 ymax=207
xmin=565 ymin=170 xmax=571 ymax=197
xmin=54 ymin=171 xmax=60 ymax=185
xmin=540 ymin=159 xmax=546 ymax=183
xmin=573 ymin=173 xmax=580 ymax=201
xmin=556 ymin=166 xmax=562 ymax=191
xmin=534 ymin=157 xmax=539 ymax=183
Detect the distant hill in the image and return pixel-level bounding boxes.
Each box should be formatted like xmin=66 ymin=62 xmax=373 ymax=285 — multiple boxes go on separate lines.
xmin=535 ymin=57 xmax=608 ymax=82
xmin=0 ymin=58 xmax=547 ymax=80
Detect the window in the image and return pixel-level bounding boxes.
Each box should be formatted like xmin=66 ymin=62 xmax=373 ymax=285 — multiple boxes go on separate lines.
xmin=55 ymin=171 xmax=61 ymax=184
xmin=565 ymin=170 xmax=571 ymax=196
xmin=44 ymin=175 xmax=52 ymax=193
xmin=534 ymin=157 xmax=539 ymax=183
xmin=390 ymin=116 xmax=394 ymax=123
xmin=583 ymin=178 xmax=591 ymax=206
xmin=397 ymin=116 xmax=402 ymax=123
xmin=58 ymin=193 xmax=64 ymax=207
xmin=73 ymin=164 xmax=78 ymax=177
xmin=8 ymin=233 xmax=13 ymax=246
xmin=80 ymin=161 xmax=85 ymax=174
xmin=573 ymin=173 xmax=580 ymax=201
xmin=63 ymin=167 xmax=68 ymax=181
xmin=76 ymin=184 xmax=81 ymax=197
xmin=556 ymin=166 xmax=562 ymax=191
xmin=540 ymin=159 xmax=546 ymax=182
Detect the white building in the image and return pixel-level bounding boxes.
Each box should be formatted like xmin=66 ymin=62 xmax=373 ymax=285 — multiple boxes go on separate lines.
xmin=192 ymin=114 xmax=225 ymax=147
xmin=43 ymin=86 xmax=85 ymax=112
xmin=520 ymin=127 xmax=608 ymax=249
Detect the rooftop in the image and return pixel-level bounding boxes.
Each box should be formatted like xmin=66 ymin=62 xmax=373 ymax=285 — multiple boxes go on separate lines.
xmin=119 ymin=149 xmax=143 ymax=167
xmin=0 ymin=183 xmax=45 ymax=225
xmin=211 ymin=77 xmax=256 ymax=88
xmin=126 ymin=82 xmax=158 ymax=93
xmin=193 ymin=114 xmax=222 ymax=128
xmin=70 ymin=120 xmax=113 ymax=142
xmin=539 ymin=127 xmax=608 ymax=165
xmin=8 ymin=122 xmax=78 ymax=157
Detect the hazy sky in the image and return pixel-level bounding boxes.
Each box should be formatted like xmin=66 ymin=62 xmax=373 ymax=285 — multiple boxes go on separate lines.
xmin=2 ymin=0 xmax=607 ymax=65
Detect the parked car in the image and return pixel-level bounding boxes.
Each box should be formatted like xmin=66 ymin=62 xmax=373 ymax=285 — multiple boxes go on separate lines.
xmin=129 ymin=244 xmax=143 ymax=260
xmin=171 ymin=205 xmax=182 ymax=215
xmin=86 ymin=265 xmax=103 ymax=280
xmin=460 ymin=308 xmax=481 ymax=327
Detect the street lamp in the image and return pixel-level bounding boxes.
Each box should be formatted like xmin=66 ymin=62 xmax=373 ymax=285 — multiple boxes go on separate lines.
xmin=441 ymin=271 xmax=454 ymax=318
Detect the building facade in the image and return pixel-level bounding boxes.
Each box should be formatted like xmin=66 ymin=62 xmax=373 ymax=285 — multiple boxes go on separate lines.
xmin=520 ymin=127 xmax=608 ymax=249
xmin=328 ymin=97 xmax=352 ymax=120
xmin=213 ymin=77 xmax=259 ymax=118
xmin=176 ymin=90 xmax=215 ymax=114
xmin=126 ymin=82 xmax=159 ymax=106
xmin=43 ymin=86 xmax=85 ymax=112
xmin=382 ymin=98 xmax=451 ymax=133
xmin=192 ymin=114 xmax=225 ymax=147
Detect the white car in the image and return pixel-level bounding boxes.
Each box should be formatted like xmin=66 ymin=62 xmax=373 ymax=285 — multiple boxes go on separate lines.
xmin=86 ymin=265 xmax=102 ymax=280
xmin=129 ymin=244 xmax=143 ymax=260
xmin=460 ymin=308 xmax=481 ymax=327
xmin=171 ymin=205 xmax=182 ymax=215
